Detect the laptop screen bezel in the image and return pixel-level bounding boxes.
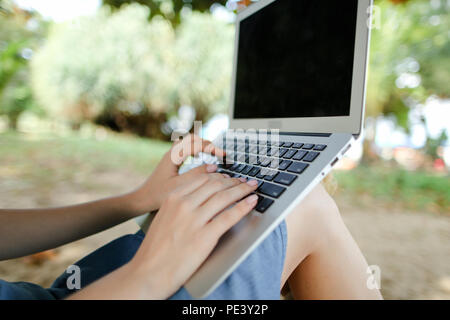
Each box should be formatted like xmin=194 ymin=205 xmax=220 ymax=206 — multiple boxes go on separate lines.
xmin=228 ymin=0 xmax=372 ymax=135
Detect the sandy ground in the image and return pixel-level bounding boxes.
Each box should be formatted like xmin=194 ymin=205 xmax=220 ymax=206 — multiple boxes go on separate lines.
xmin=0 ymin=170 xmax=449 ymax=300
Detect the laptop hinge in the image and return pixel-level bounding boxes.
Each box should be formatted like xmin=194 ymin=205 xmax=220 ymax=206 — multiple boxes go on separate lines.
xmin=226 ymin=130 xmax=332 ymax=138
xmin=279 ymin=131 xmax=332 ymax=137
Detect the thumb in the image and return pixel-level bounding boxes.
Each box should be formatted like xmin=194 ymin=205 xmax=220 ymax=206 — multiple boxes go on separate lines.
xmin=182 ymin=163 xmax=218 ymax=178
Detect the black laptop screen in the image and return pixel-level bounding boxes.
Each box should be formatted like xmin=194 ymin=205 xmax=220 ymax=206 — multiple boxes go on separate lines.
xmin=233 ymin=0 xmax=359 ymax=119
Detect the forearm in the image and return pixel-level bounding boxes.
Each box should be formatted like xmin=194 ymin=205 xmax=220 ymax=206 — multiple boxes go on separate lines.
xmin=66 ymin=260 xmax=165 ymax=300
xmin=0 ymin=191 xmax=146 ymax=261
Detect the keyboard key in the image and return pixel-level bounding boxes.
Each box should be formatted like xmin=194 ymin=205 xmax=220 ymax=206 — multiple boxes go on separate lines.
xmin=259 ymin=147 xmax=268 ymax=155
xmin=282 ymin=142 xmax=293 ymax=148
xmin=260 ymin=158 xmax=271 ymax=167
xmin=256 ymin=180 xmax=265 ymax=189
xmin=218 ymin=163 xmax=233 ymax=169
xmin=274 ymin=172 xmax=297 ymax=186
xmin=241 ymin=165 xmax=252 ymax=175
xmin=263 ymin=170 xmax=278 ymax=181
xmin=293 ymin=143 xmax=304 ymax=149
xmin=303 ymin=151 xmax=320 ymax=162
xmin=287 ymin=162 xmax=309 ymax=174
xmin=293 ymin=150 xmax=308 ymax=161
xmin=258 ymin=182 xmax=286 ymax=198
xmin=255 ymin=196 xmax=274 ymax=213
xmin=248 ymin=166 xmax=260 ymax=177
xmin=314 ymin=144 xmax=327 ymax=151
xmin=225 ymin=143 xmax=235 ymax=150
xmin=270 ymin=141 xmax=282 ymax=147
xmin=248 ymin=154 xmax=258 ymax=165
xmin=278 ymin=148 xmax=288 ymax=157
xmin=279 ymin=160 xmax=292 ymax=170
xmin=249 ymin=145 xmax=258 ymax=154
xmin=283 ymin=149 xmax=297 ymax=159
xmin=302 ymin=143 xmax=315 ymax=150
xmin=230 ymin=163 xmax=240 ymax=171
xmin=269 ymin=148 xmax=280 ymax=157
xmin=236 ymin=153 xmax=246 ymax=163
xmin=234 ymin=164 xmax=246 ymax=173
xmin=221 ymin=170 xmax=233 ymax=176
xmin=256 ymin=171 xmax=266 ymax=179
xmin=269 ymin=159 xmax=282 ymax=169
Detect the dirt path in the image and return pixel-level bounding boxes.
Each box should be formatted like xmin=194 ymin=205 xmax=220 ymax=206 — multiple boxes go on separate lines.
xmin=340 ymin=204 xmax=450 ymax=299
xmin=0 ymin=169 xmax=449 ymax=299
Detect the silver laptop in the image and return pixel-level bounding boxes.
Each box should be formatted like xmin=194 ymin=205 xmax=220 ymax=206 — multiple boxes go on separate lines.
xmin=141 ymin=0 xmax=373 ymax=298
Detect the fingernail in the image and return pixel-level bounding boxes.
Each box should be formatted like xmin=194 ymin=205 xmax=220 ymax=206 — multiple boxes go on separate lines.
xmin=246 ymin=194 xmax=259 ymax=204
xmin=247 ymin=179 xmax=258 ymax=186
xmin=206 ymin=164 xmax=217 ymax=173
xmin=239 ymin=177 xmax=247 ymax=182
xmin=222 ymin=173 xmax=230 ymax=178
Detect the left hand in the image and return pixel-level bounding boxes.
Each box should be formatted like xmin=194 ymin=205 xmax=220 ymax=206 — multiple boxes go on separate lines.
xmin=128 ymin=134 xmax=226 ymax=215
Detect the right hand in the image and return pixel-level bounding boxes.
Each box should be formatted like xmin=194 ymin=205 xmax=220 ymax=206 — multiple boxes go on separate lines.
xmin=129 ymin=173 xmax=259 ymax=299
xmin=128 ymin=134 xmax=226 ymax=215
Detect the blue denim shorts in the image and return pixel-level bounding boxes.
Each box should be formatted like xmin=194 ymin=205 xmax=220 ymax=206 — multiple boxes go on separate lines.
xmin=0 ymin=221 xmax=287 ymax=300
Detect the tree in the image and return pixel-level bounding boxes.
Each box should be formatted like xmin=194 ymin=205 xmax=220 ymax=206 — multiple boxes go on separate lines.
xmin=367 ymin=0 xmax=449 ymax=122
xmin=0 ymin=2 xmax=46 ymax=129
xmin=174 ymin=12 xmax=234 ymax=121
xmin=363 ymin=0 xmax=449 ymax=160
xmin=31 ymin=4 xmax=233 ymax=138
xmin=31 ymin=4 xmax=175 ymax=134
xmin=102 ymin=0 xmax=228 ymax=26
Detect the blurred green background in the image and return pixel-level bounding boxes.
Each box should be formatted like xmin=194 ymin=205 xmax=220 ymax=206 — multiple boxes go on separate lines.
xmin=0 ymin=0 xmax=449 ymax=299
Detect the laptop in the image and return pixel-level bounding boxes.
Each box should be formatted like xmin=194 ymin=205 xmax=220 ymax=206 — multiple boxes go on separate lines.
xmin=139 ymin=0 xmax=373 ymax=298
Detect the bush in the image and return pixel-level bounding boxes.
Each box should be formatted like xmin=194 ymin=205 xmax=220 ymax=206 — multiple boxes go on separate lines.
xmin=174 ymin=12 xmax=234 ymax=120
xmin=31 ymin=4 xmax=234 ymax=136
xmin=0 ymin=5 xmax=45 ymax=129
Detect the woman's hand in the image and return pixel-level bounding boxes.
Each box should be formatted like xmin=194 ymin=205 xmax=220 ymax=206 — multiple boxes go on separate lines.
xmin=128 ymin=173 xmax=259 ymax=299
xmin=128 ymin=134 xmax=225 ymax=215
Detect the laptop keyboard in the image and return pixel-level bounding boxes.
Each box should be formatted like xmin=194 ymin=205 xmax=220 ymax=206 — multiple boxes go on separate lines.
xmin=217 ymin=139 xmax=327 ymax=214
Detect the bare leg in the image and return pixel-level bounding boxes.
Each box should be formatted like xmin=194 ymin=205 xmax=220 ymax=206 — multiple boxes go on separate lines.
xmin=281 ymin=184 xmax=382 ymax=299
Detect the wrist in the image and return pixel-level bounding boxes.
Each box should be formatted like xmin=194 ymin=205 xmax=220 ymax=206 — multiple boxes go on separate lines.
xmin=126 ymin=257 xmax=172 ymax=300
xmin=116 ymin=190 xmax=152 ymax=219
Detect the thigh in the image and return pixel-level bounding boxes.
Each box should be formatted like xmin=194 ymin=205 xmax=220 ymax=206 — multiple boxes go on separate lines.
xmin=171 ymin=221 xmax=288 ymax=300
xmin=281 ymin=184 xmax=340 ymax=287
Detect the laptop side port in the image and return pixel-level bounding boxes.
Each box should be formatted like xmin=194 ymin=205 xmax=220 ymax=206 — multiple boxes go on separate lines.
xmin=330 ymin=157 xmax=339 ymax=167
xmin=341 ymin=143 xmax=352 ymax=156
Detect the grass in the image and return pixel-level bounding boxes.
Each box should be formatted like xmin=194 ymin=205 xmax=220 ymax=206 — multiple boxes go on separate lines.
xmin=334 ymin=165 xmax=450 ymax=214
xmin=0 ymin=130 xmax=171 ymax=174
xmin=0 ymin=131 xmax=171 ymax=202
xmin=1 ymin=130 xmax=449 ymax=213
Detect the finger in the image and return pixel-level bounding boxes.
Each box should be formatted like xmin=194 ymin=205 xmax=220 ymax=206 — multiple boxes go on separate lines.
xmin=181 ymin=163 xmax=232 ymax=181
xmin=181 ymin=163 xmax=218 ymax=178
xmin=174 ymin=170 xmax=229 ymax=193
xmin=170 ymin=135 xmax=225 ymax=166
xmin=198 ymin=179 xmax=259 ymax=223
xmin=206 ymin=194 xmax=259 ymax=238
xmin=184 ymin=175 xmax=243 ymax=209
xmin=170 ymin=173 xmax=210 ymax=197
xmin=170 ymin=164 xmax=230 ymax=196
xmin=201 ymin=139 xmax=226 ymax=158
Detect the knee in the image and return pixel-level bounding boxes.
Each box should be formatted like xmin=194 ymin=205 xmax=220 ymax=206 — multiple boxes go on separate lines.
xmin=282 ymin=183 xmax=343 ymax=283
xmin=288 ymin=183 xmax=343 ymax=247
